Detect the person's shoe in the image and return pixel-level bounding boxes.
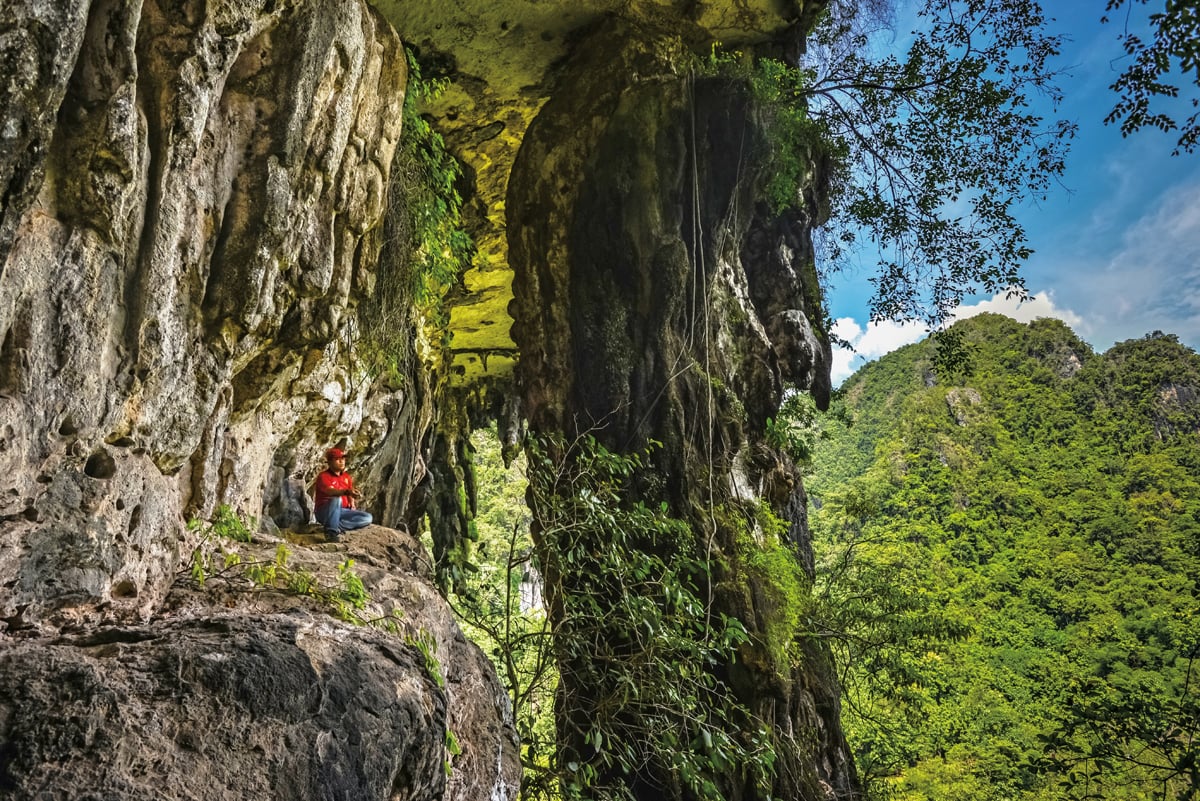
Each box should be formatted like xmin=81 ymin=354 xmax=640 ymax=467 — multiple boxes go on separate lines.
xmin=325 ymin=530 xmax=341 ymax=542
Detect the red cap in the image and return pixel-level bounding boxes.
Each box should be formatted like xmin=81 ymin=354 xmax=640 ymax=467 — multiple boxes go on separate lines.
xmin=325 ymin=448 xmax=346 ymax=460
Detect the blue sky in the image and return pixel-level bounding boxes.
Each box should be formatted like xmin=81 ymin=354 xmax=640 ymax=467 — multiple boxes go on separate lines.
xmin=824 ymin=0 xmax=1200 ymax=384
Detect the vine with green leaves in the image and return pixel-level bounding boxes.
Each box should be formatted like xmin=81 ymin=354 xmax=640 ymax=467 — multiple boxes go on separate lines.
xmin=357 ymin=46 xmax=473 ymax=384
xmin=396 ymin=47 xmax=472 ymax=311
xmin=186 ymin=504 xmax=372 ymax=625
xmin=524 ymin=433 xmax=776 ymax=801
xmin=764 ymin=389 xmax=830 ymax=468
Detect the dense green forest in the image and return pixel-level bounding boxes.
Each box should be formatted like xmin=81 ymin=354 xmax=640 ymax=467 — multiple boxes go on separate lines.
xmin=808 ymin=313 xmax=1200 ymax=800
xmin=458 ymin=313 xmax=1199 ymax=800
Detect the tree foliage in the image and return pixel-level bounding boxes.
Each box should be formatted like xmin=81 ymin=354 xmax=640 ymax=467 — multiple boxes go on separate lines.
xmin=445 ymin=428 xmax=560 ymax=800
xmin=801 ymin=0 xmax=1074 ymax=326
xmin=806 ymin=314 xmax=1200 ymax=800
xmin=1102 ymin=0 xmax=1200 ymax=154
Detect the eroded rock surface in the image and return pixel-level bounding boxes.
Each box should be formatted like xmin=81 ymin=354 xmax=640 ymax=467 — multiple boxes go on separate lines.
xmin=0 ymin=526 xmax=519 ymax=801
xmin=1 ymin=619 xmax=443 ymax=800
xmin=0 ymin=0 xmax=424 ymax=628
xmin=0 ymin=0 xmax=517 ymax=797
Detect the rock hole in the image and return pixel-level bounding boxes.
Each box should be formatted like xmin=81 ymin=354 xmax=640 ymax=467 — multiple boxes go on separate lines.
xmin=116 ymin=498 xmax=125 ymax=510
xmin=106 ymin=435 xmax=136 ymax=448
xmin=110 ymin=580 xmax=138 ymax=599
xmin=59 ymin=416 xmax=79 ymax=436
xmin=36 ymin=474 xmax=52 ymax=484
xmin=22 ymin=505 xmax=37 ymax=522
xmin=84 ymin=449 xmax=116 ymax=479
xmin=127 ymin=504 xmax=142 ymax=535
xmin=0 ymin=324 xmax=21 ymax=393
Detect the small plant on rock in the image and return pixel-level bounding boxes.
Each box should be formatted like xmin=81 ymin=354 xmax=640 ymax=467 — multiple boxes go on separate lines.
xmin=184 ymin=506 xmax=375 ymax=625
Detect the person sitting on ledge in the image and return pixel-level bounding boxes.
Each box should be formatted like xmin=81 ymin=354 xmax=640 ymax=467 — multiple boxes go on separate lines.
xmin=313 ymin=447 xmax=372 ymax=542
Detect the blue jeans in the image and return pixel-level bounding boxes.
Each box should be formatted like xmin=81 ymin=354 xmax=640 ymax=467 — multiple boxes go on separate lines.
xmin=316 ymin=501 xmax=372 ymax=538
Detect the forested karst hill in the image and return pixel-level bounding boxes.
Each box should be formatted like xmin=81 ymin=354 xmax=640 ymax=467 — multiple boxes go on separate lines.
xmin=808 ymin=314 xmax=1200 ymax=800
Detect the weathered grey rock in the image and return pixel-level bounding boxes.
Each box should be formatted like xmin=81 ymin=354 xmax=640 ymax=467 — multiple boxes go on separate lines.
xmin=0 ymin=525 xmax=520 ymax=801
xmin=0 ymin=447 xmax=181 ymax=629
xmin=0 ymin=616 xmax=447 ymax=801
xmin=0 ymin=0 xmax=424 ymax=629
xmin=946 ymin=387 xmax=983 ymax=426
xmin=0 ymin=0 xmax=90 ymax=271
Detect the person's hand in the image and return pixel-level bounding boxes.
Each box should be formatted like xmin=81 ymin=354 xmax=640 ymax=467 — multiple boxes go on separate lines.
xmin=350 ymin=488 xmax=363 ymax=499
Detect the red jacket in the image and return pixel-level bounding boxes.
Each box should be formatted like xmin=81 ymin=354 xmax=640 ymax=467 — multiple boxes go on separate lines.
xmin=314 ymin=469 xmax=355 ymax=509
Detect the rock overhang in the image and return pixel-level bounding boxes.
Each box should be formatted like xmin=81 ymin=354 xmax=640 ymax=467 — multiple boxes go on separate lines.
xmin=367 ymin=0 xmax=809 ymax=385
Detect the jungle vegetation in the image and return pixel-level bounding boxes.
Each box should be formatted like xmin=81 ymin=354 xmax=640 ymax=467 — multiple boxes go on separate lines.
xmin=808 ymin=313 xmax=1200 ymax=800
xmin=460 ymin=314 xmax=1200 ymax=799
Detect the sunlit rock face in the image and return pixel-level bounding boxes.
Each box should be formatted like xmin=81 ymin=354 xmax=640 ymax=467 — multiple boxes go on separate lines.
xmin=0 ymin=0 xmax=418 ymax=626
xmin=0 ymin=0 xmax=518 ymax=798
xmin=508 ymin=17 xmax=850 ymax=801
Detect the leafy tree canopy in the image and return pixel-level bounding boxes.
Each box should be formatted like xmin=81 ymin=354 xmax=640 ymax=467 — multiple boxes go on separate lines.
xmin=1103 ymin=0 xmax=1200 ymax=154
xmin=797 ymin=0 xmax=1075 ymax=328
xmin=807 ymin=314 xmax=1200 ymax=800
xmin=739 ymin=0 xmax=1198 ymax=339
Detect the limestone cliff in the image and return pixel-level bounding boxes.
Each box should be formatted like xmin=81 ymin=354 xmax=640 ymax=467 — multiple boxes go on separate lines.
xmin=0 ymin=0 xmax=516 ymax=798
xmin=1 ymin=0 xmax=857 ymax=798
xmin=507 ymin=20 xmax=849 ymax=800
xmin=0 ymin=0 xmax=424 ymax=627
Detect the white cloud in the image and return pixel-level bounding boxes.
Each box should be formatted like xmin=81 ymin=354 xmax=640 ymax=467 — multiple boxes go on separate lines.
xmin=949 ymin=290 xmax=1085 ymax=329
xmin=830 ymin=316 xmax=927 ymax=386
xmin=855 ymin=318 xmax=929 ymax=358
xmin=829 ymin=316 xmax=863 ymax=344
xmin=829 ymin=290 xmax=1086 ymax=386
